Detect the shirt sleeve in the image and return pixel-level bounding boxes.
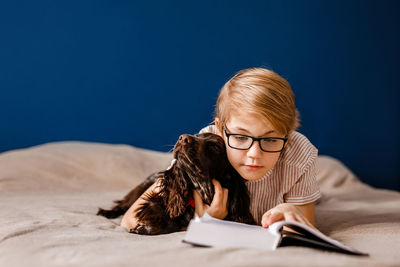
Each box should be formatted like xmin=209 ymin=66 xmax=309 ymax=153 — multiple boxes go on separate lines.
xmin=199 ymin=124 xmax=216 ymax=134
xmin=284 ymin=154 xmax=321 ymax=205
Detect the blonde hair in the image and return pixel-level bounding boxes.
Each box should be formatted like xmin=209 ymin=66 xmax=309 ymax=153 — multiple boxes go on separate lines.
xmin=215 ymin=67 xmax=300 ymax=136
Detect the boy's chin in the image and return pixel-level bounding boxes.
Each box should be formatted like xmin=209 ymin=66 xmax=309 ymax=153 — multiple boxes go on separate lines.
xmin=239 ymin=169 xmax=266 ymax=181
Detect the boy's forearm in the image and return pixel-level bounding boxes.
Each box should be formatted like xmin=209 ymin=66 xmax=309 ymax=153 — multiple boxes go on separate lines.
xmin=295 ymin=202 xmax=315 ymax=226
xmin=120 ymin=201 xmax=139 ymax=230
xmin=120 ymin=180 xmax=161 ymax=230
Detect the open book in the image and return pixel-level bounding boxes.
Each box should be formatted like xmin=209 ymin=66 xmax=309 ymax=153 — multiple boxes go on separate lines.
xmin=183 ymin=213 xmax=368 ymax=256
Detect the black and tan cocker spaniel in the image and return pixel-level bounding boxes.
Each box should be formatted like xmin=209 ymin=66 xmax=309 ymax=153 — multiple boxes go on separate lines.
xmin=97 ymin=132 xmax=255 ymax=235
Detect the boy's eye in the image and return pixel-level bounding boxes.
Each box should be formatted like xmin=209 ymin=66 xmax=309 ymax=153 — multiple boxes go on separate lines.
xmin=234 ymin=135 xmax=250 ymax=142
xmin=263 ymin=138 xmax=277 ymax=143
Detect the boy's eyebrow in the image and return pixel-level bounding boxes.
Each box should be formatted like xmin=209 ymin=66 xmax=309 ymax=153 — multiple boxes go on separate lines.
xmin=234 ymin=127 xmax=275 ymax=136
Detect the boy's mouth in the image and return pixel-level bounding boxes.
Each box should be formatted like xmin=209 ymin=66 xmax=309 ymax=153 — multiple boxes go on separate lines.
xmin=244 ymin=165 xmax=262 ymax=171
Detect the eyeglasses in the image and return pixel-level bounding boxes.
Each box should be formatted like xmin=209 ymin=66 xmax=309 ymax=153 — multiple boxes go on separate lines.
xmin=223 ymin=126 xmax=287 ymax=153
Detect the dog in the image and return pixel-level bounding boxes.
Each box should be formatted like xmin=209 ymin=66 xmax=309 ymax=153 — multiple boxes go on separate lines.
xmin=97 ymin=132 xmax=255 ymax=235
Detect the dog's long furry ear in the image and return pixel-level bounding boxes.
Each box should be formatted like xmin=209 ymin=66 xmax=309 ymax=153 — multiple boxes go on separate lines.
xmin=167 ymin=192 xmax=186 ymax=218
xmin=166 ymin=171 xmax=189 ymax=218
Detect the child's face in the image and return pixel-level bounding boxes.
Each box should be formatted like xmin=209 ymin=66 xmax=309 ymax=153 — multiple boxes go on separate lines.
xmin=216 ymin=114 xmax=284 ymax=181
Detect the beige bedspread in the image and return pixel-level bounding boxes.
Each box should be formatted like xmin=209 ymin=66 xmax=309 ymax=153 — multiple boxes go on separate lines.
xmin=0 ymin=141 xmax=399 ymax=267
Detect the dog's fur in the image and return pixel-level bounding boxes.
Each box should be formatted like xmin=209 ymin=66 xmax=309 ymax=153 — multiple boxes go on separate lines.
xmin=97 ymin=132 xmax=255 ymax=235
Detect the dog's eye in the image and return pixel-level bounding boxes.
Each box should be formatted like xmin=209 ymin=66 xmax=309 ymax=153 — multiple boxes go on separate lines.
xmin=207 ymin=142 xmax=222 ymax=152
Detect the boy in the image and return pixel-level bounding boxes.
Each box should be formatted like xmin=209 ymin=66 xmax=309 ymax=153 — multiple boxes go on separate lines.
xmin=121 ymin=67 xmax=320 ymax=230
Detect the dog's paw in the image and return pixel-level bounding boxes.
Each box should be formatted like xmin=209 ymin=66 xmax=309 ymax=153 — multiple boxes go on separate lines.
xmin=129 ymin=224 xmax=151 ymax=235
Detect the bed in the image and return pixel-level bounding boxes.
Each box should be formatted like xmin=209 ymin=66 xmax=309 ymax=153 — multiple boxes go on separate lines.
xmin=0 ymin=141 xmax=399 ymax=266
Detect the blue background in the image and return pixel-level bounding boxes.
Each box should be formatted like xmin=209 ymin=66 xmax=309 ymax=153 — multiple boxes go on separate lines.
xmin=0 ymin=0 xmax=399 ymax=190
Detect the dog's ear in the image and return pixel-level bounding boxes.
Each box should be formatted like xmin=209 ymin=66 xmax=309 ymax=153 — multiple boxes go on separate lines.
xmin=166 ymin=174 xmax=189 ymax=218
xmin=166 ymin=192 xmax=186 ymax=218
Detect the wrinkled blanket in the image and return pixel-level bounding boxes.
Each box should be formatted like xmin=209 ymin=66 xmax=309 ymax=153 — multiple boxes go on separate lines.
xmin=0 ymin=141 xmax=399 ymax=267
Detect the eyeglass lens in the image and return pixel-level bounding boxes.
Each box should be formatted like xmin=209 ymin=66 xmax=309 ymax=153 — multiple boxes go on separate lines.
xmin=228 ymin=135 xmax=284 ymax=152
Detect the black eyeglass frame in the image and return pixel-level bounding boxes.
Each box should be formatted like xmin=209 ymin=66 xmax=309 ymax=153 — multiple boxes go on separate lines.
xmin=223 ymin=126 xmax=288 ymax=153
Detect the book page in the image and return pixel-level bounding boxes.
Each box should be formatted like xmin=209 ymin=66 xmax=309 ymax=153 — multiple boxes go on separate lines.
xmin=183 ymin=214 xmax=367 ymax=255
xmin=183 ymin=213 xmax=281 ymax=250
xmin=269 ymin=220 xmax=367 ymax=255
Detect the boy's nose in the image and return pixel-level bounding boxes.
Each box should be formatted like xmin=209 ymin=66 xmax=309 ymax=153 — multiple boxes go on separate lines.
xmin=247 ymin=140 xmax=263 ymax=157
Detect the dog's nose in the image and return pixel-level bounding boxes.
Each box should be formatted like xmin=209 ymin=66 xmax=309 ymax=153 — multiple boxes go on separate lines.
xmin=179 ymin=134 xmax=192 ymax=144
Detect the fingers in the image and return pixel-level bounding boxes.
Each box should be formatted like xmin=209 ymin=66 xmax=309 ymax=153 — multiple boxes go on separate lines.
xmin=261 ymin=211 xmax=284 ymax=228
xmin=261 ymin=209 xmax=316 ymax=230
xmin=192 ymin=180 xmax=229 ymax=220
xmin=193 ymin=190 xmax=208 ymax=217
xmin=206 ymin=179 xmax=229 ymax=219
xmin=222 ymin=187 xmax=228 ymax=206
xmin=211 ymin=179 xmax=228 ymax=206
xmin=284 ymin=212 xmax=296 ymax=222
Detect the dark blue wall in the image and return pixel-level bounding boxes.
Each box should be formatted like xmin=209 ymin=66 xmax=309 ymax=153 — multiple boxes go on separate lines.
xmin=1 ymin=0 xmax=399 ymax=190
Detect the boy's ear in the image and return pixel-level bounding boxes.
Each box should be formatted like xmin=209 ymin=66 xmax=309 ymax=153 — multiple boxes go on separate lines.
xmin=214 ymin=118 xmax=222 ymax=136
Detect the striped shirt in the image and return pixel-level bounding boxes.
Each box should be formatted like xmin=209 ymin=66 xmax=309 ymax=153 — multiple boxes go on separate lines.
xmin=200 ymin=125 xmax=321 ymax=225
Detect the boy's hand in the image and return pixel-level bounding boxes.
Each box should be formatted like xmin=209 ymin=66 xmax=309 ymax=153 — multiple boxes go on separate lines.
xmin=261 ymin=203 xmax=315 ymax=229
xmin=193 ymin=179 xmax=228 ymax=220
